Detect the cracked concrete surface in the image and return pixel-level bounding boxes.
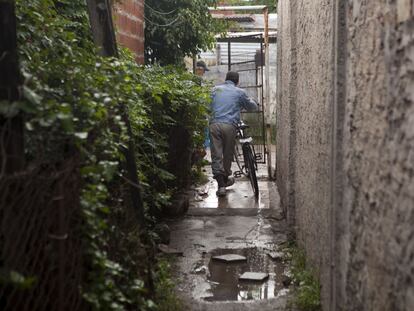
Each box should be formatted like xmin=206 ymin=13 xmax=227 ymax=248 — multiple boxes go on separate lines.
xmin=167 ymin=160 xmax=292 ymax=310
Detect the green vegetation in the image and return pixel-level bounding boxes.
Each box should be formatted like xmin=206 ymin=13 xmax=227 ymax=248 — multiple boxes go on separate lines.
xmin=145 ymin=0 xmax=227 ymax=65
xmin=144 ymin=0 xmax=278 ymax=65
xmin=283 ymin=242 xmax=322 ymax=311
xmin=4 ymin=0 xmax=211 ymax=309
xmin=153 ymin=259 xmax=183 ymax=311
xmin=191 ymin=165 xmax=209 ymax=186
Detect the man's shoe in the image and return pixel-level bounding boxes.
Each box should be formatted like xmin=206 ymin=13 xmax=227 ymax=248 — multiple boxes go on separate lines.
xmin=225 ymin=176 xmax=235 ymax=187
xmin=216 ymin=187 xmax=227 ymax=197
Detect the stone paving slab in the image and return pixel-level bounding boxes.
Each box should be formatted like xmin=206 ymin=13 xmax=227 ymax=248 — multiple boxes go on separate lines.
xmin=239 ymin=272 xmax=270 ymax=282
xmin=212 ymin=254 xmax=247 ymax=263
xmin=158 ymin=244 xmax=183 ymax=256
xmin=186 ymin=207 xmax=286 ymax=220
xmin=182 ymin=297 xmax=289 ymax=311
xmin=268 ymin=251 xmax=284 ymax=260
xmin=186 ymin=207 xmax=260 ymax=217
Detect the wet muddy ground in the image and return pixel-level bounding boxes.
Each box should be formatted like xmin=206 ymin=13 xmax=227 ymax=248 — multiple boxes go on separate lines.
xmin=166 ymin=157 xmax=293 ymax=311
xmin=206 ymin=247 xmax=289 ymax=302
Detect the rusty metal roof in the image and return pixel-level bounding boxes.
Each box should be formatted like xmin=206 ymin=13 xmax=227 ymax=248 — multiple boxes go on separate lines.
xmin=211 ymin=14 xmax=255 ymax=23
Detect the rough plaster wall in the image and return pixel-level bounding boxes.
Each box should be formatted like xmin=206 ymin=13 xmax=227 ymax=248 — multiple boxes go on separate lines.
xmin=277 ymin=0 xmax=414 ymax=309
xmin=276 ymin=0 xmax=334 ymax=306
xmin=113 ymin=0 xmax=144 ymax=64
xmin=276 ymin=0 xmax=294 ymax=226
xmin=293 ymin=0 xmax=334 ymax=307
xmin=344 ymin=1 xmax=414 ymax=310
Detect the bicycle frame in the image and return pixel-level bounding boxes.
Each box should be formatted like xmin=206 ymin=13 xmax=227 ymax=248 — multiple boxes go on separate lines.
xmin=232 ymin=122 xmax=259 ymax=197
xmin=233 ymin=122 xmax=258 ymax=178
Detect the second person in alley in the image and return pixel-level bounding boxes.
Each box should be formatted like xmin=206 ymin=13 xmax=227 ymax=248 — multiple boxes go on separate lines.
xmin=210 ymin=71 xmax=258 ymax=197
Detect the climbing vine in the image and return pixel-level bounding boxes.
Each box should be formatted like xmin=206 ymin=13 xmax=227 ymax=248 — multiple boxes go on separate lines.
xmin=5 ymin=0 xmax=211 ymax=309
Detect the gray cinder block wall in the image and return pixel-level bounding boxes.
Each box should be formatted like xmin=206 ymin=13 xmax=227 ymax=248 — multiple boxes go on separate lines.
xmin=276 ymin=0 xmax=414 ymax=310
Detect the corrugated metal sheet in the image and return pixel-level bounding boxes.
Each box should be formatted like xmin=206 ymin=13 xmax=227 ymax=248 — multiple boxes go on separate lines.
xmin=201 ymin=42 xmax=259 ymax=64
xmin=212 ymin=13 xmax=278 ymax=31
xmin=200 ymin=42 xmax=277 ymax=65
xmin=211 ymin=13 xmax=255 ymax=22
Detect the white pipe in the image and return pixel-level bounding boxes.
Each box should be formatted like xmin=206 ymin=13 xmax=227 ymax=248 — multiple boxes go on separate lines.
xmin=216 ymin=44 xmax=221 ymax=68
xmin=208 ymin=5 xmax=267 ymax=11
xmin=263 ymin=8 xmax=273 ymax=179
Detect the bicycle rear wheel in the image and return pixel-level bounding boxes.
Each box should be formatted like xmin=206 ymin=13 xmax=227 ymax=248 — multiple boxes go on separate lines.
xmin=234 ymin=141 xmax=247 ymax=177
xmin=243 ymin=143 xmax=259 ymax=198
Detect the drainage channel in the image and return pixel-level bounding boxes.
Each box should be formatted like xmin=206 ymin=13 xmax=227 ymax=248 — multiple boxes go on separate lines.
xmin=201 ymin=247 xmax=290 ymax=302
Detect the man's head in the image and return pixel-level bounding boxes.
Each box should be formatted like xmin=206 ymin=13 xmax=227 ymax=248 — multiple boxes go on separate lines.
xmin=225 ymin=71 xmax=239 ymax=85
xmin=195 ymin=60 xmax=209 ymax=76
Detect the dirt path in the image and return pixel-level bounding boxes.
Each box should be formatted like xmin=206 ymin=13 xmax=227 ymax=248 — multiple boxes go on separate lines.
xmin=166 ymin=159 xmax=294 ymax=311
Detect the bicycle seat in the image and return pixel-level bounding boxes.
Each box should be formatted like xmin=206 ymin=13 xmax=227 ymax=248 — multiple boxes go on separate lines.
xmin=237 ymin=122 xmax=249 ymax=130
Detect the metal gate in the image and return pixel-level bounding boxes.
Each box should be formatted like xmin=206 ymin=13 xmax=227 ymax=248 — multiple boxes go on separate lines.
xmin=224 ymin=34 xmax=267 ymax=164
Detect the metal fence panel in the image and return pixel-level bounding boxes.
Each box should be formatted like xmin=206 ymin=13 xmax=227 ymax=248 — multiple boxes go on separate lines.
xmin=0 ymin=157 xmax=85 ymax=311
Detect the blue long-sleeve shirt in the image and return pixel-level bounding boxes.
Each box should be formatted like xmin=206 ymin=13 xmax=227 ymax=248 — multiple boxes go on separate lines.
xmin=210 ymin=80 xmax=258 ymax=126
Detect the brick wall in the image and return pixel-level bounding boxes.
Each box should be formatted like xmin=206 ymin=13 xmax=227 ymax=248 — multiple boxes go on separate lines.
xmin=113 ymin=0 xmax=145 ymax=64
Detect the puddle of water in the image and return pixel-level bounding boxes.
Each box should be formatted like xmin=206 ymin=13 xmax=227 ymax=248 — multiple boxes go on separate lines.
xmin=205 ymin=248 xmax=287 ymax=301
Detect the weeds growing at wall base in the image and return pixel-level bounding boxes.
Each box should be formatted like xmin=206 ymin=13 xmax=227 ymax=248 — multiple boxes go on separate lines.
xmin=283 ymin=242 xmax=322 ymax=311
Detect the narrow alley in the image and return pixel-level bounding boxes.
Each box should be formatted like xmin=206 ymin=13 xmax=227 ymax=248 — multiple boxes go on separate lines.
xmin=168 ymin=156 xmax=292 ymax=310
xmin=1 ymin=1 xmax=413 ymax=311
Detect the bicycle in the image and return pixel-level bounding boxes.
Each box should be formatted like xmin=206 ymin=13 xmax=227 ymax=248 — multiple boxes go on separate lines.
xmin=233 ymin=121 xmax=259 ymax=198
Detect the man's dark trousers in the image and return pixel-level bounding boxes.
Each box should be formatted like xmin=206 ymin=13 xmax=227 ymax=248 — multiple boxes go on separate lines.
xmin=209 ymin=122 xmax=236 ymax=186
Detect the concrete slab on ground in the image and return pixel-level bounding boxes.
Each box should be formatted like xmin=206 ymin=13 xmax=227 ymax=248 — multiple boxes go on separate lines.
xmin=212 ymin=254 xmax=247 ymax=263
xmin=239 ymin=272 xmax=270 ymax=281
xmin=167 ymin=156 xmax=291 ymax=310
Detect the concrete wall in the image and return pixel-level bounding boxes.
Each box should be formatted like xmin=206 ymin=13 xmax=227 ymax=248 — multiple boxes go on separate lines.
xmin=293 ymin=1 xmax=334 ymax=307
xmin=344 ymin=1 xmax=414 ymax=310
xmin=276 ymin=0 xmax=334 ymax=306
xmin=113 ymin=0 xmax=144 ymax=64
xmin=276 ymin=0 xmax=414 ymax=310
xmin=276 ymin=0 xmax=295 ymax=229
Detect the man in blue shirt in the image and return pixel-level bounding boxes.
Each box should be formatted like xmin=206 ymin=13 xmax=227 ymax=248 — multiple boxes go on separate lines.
xmin=210 ymin=71 xmax=258 ymax=197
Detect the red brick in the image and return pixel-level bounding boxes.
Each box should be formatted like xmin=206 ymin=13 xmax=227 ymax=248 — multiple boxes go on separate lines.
xmin=113 ymin=0 xmax=145 ymax=64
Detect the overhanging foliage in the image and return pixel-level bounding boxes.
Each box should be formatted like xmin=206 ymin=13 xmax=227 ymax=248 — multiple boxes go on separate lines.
xmin=145 ymin=0 xmax=227 ymax=65
xmin=2 ymin=0 xmax=211 ymax=309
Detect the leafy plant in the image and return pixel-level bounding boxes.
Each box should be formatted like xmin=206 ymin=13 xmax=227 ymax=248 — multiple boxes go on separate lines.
xmin=9 ymin=0 xmax=211 ymax=309
xmin=145 ymin=0 xmax=227 ymax=65
xmin=283 ymin=242 xmax=322 ymax=311
xmin=153 ymin=259 xmax=183 ymax=311
xmin=0 ymin=270 xmax=37 ymax=290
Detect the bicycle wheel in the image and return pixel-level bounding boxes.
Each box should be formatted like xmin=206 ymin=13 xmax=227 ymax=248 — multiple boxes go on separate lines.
xmin=234 ymin=142 xmax=247 ymax=176
xmin=250 ymin=144 xmax=258 ymax=171
xmin=243 ymin=143 xmax=259 ymax=198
